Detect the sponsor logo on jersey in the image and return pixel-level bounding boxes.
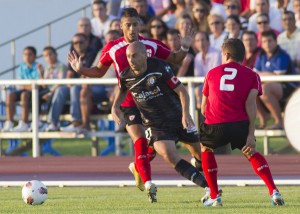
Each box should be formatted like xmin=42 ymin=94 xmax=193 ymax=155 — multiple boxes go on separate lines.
xmin=165 ymin=65 xmax=172 ymax=73
xmin=131 ymin=86 xmax=162 ymax=102
xmin=146 ymin=49 xmax=152 ymax=57
xmin=146 ymin=76 xmax=156 ymax=86
xmin=129 ymin=115 xmax=135 ymax=121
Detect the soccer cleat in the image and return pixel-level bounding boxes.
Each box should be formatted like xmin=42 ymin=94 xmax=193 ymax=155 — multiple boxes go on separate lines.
xmin=146 ymin=183 xmax=157 ymax=203
xmin=203 ymin=197 xmax=222 ymax=207
xmin=201 ymin=187 xmax=223 ymax=203
xmin=271 ymin=190 xmax=285 ymax=206
xmin=128 ymin=162 xmax=145 ymax=191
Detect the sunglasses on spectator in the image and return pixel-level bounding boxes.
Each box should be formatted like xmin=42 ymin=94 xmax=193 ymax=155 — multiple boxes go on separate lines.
xmin=257 ymin=21 xmax=268 ymax=25
xmin=210 ymin=21 xmax=221 ymax=25
xmin=193 ymin=8 xmax=205 ymax=13
xmin=73 ymin=40 xmax=85 ymax=45
xmin=151 ymin=25 xmax=162 ymax=29
xmin=226 ymin=5 xmax=238 ymax=10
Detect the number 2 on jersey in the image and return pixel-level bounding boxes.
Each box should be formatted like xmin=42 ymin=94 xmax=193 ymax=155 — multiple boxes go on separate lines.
xmin=220 ymin=67 xmax=237 ymax=91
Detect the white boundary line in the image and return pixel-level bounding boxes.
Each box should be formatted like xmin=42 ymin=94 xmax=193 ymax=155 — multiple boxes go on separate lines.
xmin=1 ymin=179 xmax=300 ymax=187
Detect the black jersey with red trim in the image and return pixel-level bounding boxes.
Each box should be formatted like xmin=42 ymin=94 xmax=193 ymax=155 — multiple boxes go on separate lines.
xmin=120 ymin=58 xmax=181 ymax=129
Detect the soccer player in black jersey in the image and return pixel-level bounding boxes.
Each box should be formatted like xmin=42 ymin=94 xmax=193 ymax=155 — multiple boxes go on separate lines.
xmin=112 ymin=41 xmax=209 ymax=196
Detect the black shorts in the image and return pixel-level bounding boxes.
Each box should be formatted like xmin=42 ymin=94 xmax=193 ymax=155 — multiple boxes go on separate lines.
xmin=120 ymin=106 xmax=143 ymax=126
xmin=199 ymin=120 xmax=250 ymax=150
xmin=281 ymin=83 xmax=296 ymax=102
xmin=146 ymin=125 xmax=200 ymax=146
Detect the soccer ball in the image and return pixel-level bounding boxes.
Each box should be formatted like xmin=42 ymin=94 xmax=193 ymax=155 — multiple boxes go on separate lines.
xmin=22 ymin=180 xmax=48 ymax=205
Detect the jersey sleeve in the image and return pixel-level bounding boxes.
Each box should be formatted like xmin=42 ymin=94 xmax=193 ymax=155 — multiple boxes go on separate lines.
xmin=161 ymin=62 xmax=181 ymax=89
xmin=98 ymin=42 xmax=113 ymax=67
xmin=154 ymin=40 xmax=171 ymax=60
xmin=202 ymin=75 xmax=209 ymax=97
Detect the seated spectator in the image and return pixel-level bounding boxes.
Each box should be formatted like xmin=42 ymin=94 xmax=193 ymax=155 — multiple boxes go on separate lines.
xmin=255 ymin=13 xmax=280 ymax=47
xmin=109 ymin=18 xmax=122 ymax=36
xmin=191 ymin=1 xmax=210 ymax=33
xmin=224 ymin=0 xmax=248 ymax=29
xmin=162 ymin=0 xmax=189 ymax=28
xmin=91 ymin=0 xmax=116 ymax=44
xmin=193 ymin=31 xmax=221 ymax=109
xmin=131 ymin=0 xmax=154 ymax=25
xmin=208 ymin=14 xmax=227 ymax=51
xmin=42 ymin=46 xmax=67 ymax=107
xmin=225 ymin=14 xmax=243 ymax=39
xmin=248 ymin=0 xmax=283 ymax=33
xmin=2 ymin=46 xmax=44 ymax=132
xmin=203 ymin=0 xmax=227 ymax=20
xmin=148 ymin=0 xmax=170 ymax=17
xmin=166 ymin=29 xmax=194 ymax=77
xmin=242 ymin=31 xmax=261 ymax=68
xmin=294 ymin=0 xmax=300 ymax=28
xmin=47 ymin=33 xmax=97 ymax=132
xmin=147 ymin=17 xmax=168 ymax=45
xmin=71 ymin=17 xmax=102 ymax=54
xmin=277 ymin=11 xmax=300 ymax=74
xmin=253 ymin=30 xmax=297 ymax=129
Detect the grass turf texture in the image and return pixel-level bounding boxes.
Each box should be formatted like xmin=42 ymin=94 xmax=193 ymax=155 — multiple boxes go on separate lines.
xmin=1 ymin=186 xmax=299 ymax=214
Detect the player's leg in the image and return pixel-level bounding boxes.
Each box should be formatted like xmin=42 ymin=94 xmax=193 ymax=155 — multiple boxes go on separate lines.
xmin=153 ymin=139 xmax=207 ymax=188
xmin=243 ymin=149 xmax=284 ymax=205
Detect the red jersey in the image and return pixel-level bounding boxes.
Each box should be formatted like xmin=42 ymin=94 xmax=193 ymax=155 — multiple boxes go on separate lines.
xmin=202 ymin=61 xmax=262 ymax=124
xmin=99 ymin=36 xmax=171 ymax=107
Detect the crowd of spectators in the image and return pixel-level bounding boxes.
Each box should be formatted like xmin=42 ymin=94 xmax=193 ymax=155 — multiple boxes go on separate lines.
xmin=1 ymin=0 xmax=300 ymax=133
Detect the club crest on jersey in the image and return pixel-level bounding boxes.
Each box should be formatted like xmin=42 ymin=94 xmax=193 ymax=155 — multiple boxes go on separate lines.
xmin=171 ymin=76 xmax=179 ymax=84
xmin=146 ymin=49 xmax=152 ymax=57
xmin=147 ymin=76 xmax=156 ymax=86
xmin=129 ymin=115 xmax=135 ymax=121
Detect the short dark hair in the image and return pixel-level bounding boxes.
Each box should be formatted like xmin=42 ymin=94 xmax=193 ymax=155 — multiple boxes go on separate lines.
xmin=121 ymin=8 xmax=139 ymax=19
xmin=241 ymin=30 xmax=258 ymax=41
xmin=167 ymin=28 xmax=180 ymax=36
xmin=226 ymin=14 xmax=241 ymax=26
xmin=261 ymin=30 xmax=277 ymax=40
xmin=43 ymin=46 xmax=57 ymax=55
xmin=257 ymin=13 xmax=270 ymax=22
xmin=222 ymin=38 xmax=245 ymax=62
xmin=24 ymin=46 xmax=37 ymax=56
xmin=73 ymin=33 xmax=88 ymax=41
xmin=93 ymin=0 xmax=107 ymax=7
xmin=282 ymin=10 xmax=295 ymax=20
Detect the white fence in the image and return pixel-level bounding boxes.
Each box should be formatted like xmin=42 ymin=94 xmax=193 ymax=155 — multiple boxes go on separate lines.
xmin=1 ymin=75 xmax=300 ymax=157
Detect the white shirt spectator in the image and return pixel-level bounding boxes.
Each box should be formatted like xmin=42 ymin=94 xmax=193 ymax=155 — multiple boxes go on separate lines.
xmin=209 ymin=31 xmax=227 ymax=51
xmin=148 ymin=0 xmax=170 ymax=14
xmin=248 ymin=8 xmax=283 ymax=32
xmin=194 ymin=46 xmax=221 ymax=77
xmin=277 ymin=28 xmax=300 ymax=61
xmin=91 ymin=14 xmax=116 ymax=40
xmin=250 ymin=0 xmax=293 ymax=11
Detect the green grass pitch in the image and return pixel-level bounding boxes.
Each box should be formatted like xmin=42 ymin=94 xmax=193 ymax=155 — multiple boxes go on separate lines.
xmin=1 ymin=186 xmax=299 ymax=214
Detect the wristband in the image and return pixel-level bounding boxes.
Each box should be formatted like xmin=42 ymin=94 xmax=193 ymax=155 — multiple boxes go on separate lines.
xmin=181 ymin=46 xmax=189 ymax=52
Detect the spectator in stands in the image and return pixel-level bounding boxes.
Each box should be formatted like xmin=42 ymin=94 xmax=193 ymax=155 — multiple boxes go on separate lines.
xmin=253 ymin=30 xmax=297 ymax=129
xmin=203 ymin=0 xmax=227 ymax=20
xmin=225 ymin=14 xmax=243 ymax=39
xmin=91 ymin=0 xmax=116 ymax=44
xmin=147 ymin=17 xmax=168 ymax=45
xmin=162 ymin=0 xmax=189 ymax=28
xmin=131 ymin=0 xmax=154 ymax=24
xmin=224 ymin=0 xmax=248 ymax=29
xmin=277 ymin=11 xmax=300 ymax=74
xmin=42 ymin=46 xmax=67 ymax=119
xmin=294 ymin=0 xmax=300 ymax=28
xmin=248 ymin=0 xmax=283 ymax=33
xmin=47 ymin=33 xmax=97 ymax=132
xmin=166 ymin=29 xmax=194 ymax=77
xmin=191 ymin=1 xmax=210 ymax=33
xmin=148 ymin=0 xmax=170 ymax=17
xmin=71 ymin=17 xmax=102 ymax=54
xmin=208 ymin=14 xmax=227 ymax=51
xmin=242 ymin=31 xmax=261 ymax=68
xmin=193 ymin=31 xmax=221 ymax=109
xmin=2 ymin=46 xmax=44 ymax=132
xmin=255 ymin=13 xmax=280 ymax=47
xmin=109 ymin=18 xmax=122 ymax=35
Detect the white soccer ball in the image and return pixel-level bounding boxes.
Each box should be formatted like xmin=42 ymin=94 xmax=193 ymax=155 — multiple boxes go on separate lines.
xmin=22 ymin=180 xmax=48 ymax=205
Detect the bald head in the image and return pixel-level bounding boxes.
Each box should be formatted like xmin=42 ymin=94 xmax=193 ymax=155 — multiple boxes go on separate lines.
xmin=126 ymin=41 xmax=147 ymax=73
xmin=77 ymin=17 xmax=92 ymax=35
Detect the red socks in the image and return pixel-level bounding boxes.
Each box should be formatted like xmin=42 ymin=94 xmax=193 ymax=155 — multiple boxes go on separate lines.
xmin=147 ymin=146 xmax=156 ymax=162
xmin=134 ymin=138 xmax=152 ymax=183
xmin=249 ymin=152 xmax=278 ymax=195
xmin=202 ymin=151 xmax=219 ymax=199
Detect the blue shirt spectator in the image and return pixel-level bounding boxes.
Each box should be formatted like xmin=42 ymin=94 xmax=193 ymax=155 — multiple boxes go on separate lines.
xmin=18 ymin=61 xmax=40 ymax=80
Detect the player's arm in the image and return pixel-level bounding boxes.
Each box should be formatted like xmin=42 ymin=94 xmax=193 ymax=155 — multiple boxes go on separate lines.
xmin=242 ymin=89 xmax=259 ymax=155
xmin=176 ymin=54 xmax=193 ymax=77
xmin=201 ymin=95 xmax=207 ymax=116
xmin=68 ymin=51 xmax=109 ymax=78
xmin=111 ymin=85 xmax=128 ymax=126
xmin=165 ymin=26 xmax=195 ymax=65
xmin=173 ymin=84 xmax=195 ymax=129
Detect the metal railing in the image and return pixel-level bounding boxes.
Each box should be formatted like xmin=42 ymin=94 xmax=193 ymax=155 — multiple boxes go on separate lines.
xmin=0 ymin=4 xmax=91 ymax=78
xmin=1 ymin=75 xmax=300 ymax=158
